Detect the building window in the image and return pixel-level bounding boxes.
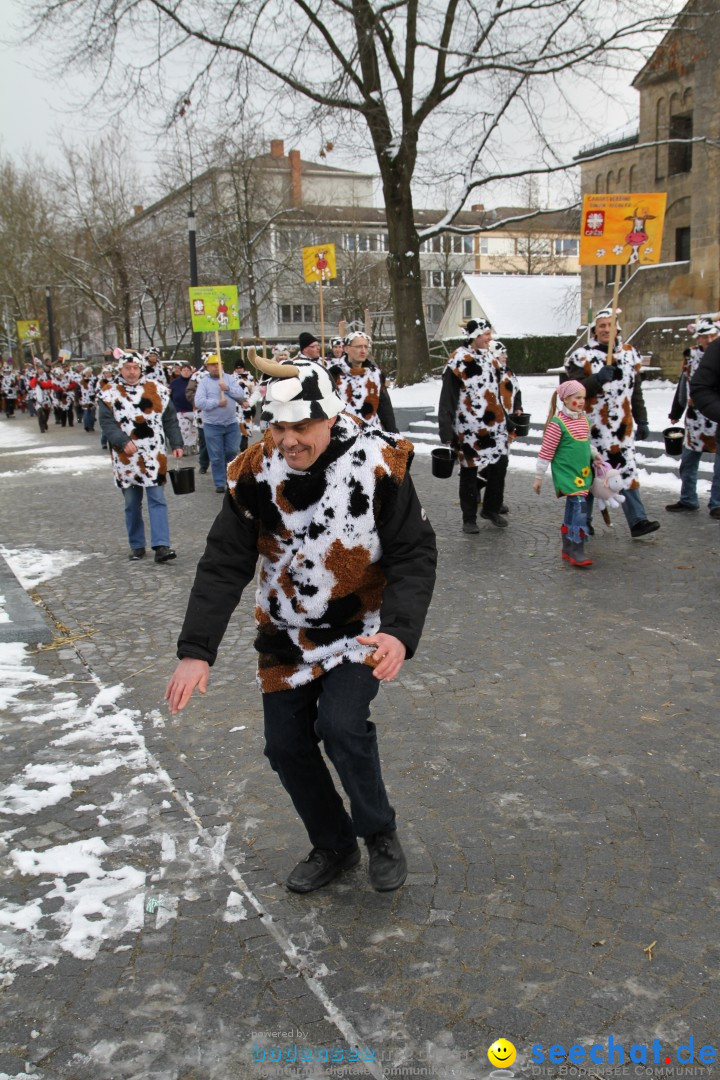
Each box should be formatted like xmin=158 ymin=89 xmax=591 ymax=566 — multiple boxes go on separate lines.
xmin=343 ymin=233 xmax=357 ymax=251
xmin=278 ymin=304 xmax=318 ymax=323
xmin=479 ymin=236 xmax=515 ymax=256
xmin=675 ymin=226 xmax=691 ymax=261
xmin=276 ymin=229 xmax=301 ymax=252
xmin=462 ymin=298 xmax=472 ymax=318
xmin=517 ymin=237 xmax=552 ymax=256
xmin=554 ymin=238 xmax=579 ymax=256
xmin=668 ymin=113 xmax=693 ymax=175
xmin=427 ymin=270 xmax=462 ymax=288
xmin=425 ymin=304 xmax=444 ymax=325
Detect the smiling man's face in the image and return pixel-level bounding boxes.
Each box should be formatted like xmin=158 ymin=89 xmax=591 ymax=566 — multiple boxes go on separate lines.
xmin=269 ymin=416 xmax=336 ymax=469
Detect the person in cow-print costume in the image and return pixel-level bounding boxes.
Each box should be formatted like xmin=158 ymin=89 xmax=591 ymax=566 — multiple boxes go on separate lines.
xmin=665 ymin=317 xmax=720 ymax=518
xmin=166 ymin=355 xmax=436 ymax=896
xmin=328 ymin=331 xmax=397 ymax=431
xmin=98 ymin=350 xmax=184 ymax=562
xmin=438 ymin=318 xmax=514 ymax=531
xmin=564 ymin=307 xmax=660 ymax=539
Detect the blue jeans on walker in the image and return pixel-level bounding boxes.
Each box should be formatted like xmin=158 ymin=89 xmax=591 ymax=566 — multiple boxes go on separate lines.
xmin=679 ymin=446 xmax=720 ymax=510
xmin=586 ymin=486 xmax=649 ymax=529
xmin=203 ymin=421 xmax=240 ymax=489
xmin=262 ymin=663 xmax=396 ymax=851
xmin=122 ymin=484 xmax=171 ymax=549
xmin=563 ymin=495 xmax=589 ymax=542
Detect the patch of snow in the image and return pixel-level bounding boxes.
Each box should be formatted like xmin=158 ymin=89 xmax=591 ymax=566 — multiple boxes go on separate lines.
xmin=0 ymin=546 xmax=94 ymax=588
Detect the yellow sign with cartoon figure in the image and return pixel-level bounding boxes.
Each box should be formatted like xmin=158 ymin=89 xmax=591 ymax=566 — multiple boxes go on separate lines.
xmin=17 ymin=319 xmax=42 ymax=342
xmin=579 ymin=193 xmax=667 ymax=267
xmin=302 ymin=243 xmax=337 ymax=283
xmin=188 ymin=286 xmax=240 ymax=332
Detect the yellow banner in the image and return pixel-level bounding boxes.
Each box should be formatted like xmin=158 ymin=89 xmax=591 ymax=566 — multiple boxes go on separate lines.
xmin=579 ymin=193 xmax=667 ymax=267
xmin=302 ymin=243 xmax=337 ymax=283
xmin=17 ymin=319 xmax=42 ymax=342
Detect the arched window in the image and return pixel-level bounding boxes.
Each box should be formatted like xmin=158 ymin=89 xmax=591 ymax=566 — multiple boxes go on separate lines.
xmin=655 ymin=97 xmax=666 ymax=180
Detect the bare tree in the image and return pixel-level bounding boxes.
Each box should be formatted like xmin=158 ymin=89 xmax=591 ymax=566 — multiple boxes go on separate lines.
xmin=27 ymin=0 xmax=688 ymax=381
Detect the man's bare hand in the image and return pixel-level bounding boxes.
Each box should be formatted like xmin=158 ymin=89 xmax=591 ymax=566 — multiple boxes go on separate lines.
xmin=164 ymin=657 xmax=210 ymax=714
xmin=356 ymin=633 xmax=406 ymax=682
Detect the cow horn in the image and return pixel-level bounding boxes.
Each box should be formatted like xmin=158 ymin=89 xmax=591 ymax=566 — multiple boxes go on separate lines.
xmin=248 ymin=347 xmax=299 ymax=378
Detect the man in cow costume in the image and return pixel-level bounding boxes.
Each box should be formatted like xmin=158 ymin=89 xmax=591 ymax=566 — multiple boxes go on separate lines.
xmin=666 ymin=316 xmax=720 ymax=517
xmin=438 ymin=318 xmax=513 ymax=531
xmin=564 ymin=308 xmax=659 ymax=539
xmin=328 ymin=330 xmax=398 ymax=432
xmin=165 ymin=355 xmax=436 ymax=894
xmin=98 ymin=350 xmax=184 ymax=562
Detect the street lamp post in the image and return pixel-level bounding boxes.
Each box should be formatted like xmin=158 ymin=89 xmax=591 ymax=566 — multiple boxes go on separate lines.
xmin=45 ymin=285 xmax=57 ymax=365
xmin=188 ymin=210 xmax=203 ymax=369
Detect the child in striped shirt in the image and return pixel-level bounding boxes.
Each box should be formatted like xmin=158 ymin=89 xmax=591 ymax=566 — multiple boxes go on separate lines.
xmin=533 ymin=380 xmax=597 ymax=567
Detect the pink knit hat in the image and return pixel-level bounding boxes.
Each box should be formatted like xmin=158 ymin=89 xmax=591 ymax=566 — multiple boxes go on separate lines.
xmin=557 ymin=380 xmax=585 ymax=401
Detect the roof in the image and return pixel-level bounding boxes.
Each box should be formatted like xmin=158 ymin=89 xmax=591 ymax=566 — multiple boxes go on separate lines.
xmin=442 ymin=274 xmax=581 ymax=338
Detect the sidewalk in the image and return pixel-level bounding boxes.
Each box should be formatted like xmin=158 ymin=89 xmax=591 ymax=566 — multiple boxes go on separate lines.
xmin=1 ymin=413 xmax=719 ymax=1080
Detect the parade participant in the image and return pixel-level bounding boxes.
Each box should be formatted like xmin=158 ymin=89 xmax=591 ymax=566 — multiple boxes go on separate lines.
xmin=533 ymin=381 xmax=596 ymax=567
xmin=98 ymin=350 xmax=183 ymax=563
xmin=564 ymin=307 xmax=659 ymax=539
xmin=1 ymin=363 xmax=18 ymax=418
xmin=232 ymin=361 xmax=256 ymax=452
xmin=169 ymin=362 xmax=198 ymax=453
xmin=193 ymin=354 xmax=245 ymax=493
xmin=665 ymin=317 xmax=720 ymax=518
xmin=29 ymin=369 xmax=53 ymax=433
xmin=52 ymin=365 xmax=77 ymax=427
xmin=296 ymin=332 xmax=323 ymax=364
xmin=438 ymin=318 xmax=512 ymax=531
xmin=326 ymin=337 xmax=345 ymax=365
xmin=143 ymin=346 xmax=168 ymax=385
xmin=329 ymin=331 xmax=397 ymax=432
xmin=165 ymin=354 xmax=437 ymax=894
xmin=79 ymin=367 xmax=98 ymax=432
xmin=690 ymin=334 xmax=720 ymax=427
xmin=183 ymin=364 xmax=210 ymax=474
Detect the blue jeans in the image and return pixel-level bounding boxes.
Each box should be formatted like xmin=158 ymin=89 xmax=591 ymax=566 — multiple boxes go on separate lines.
xmin=122 ymin=485 xmax=171 ymax=549
xmin=563 ymin=495 xmax=589 ymax=543
xmin=262 ymin=663 xmax=395 ymax=849
xmin=203 ymin=421 xmax=240 ymax=488
xmin=586 ymin=486 xmax=649 ymax=530
xmin=679 ymin=446 xmax=720 ymax=510
xmin=82 ymin=406 xmax=96 ymax=431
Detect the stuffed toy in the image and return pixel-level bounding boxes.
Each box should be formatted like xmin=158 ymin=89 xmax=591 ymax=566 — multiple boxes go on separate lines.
xmin=591 ymin=460 xmax=626 ymax=511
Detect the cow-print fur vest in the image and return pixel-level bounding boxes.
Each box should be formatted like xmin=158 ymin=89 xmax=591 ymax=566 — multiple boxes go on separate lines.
xmin=684 ymin=346 xmax=717 ymax=454
xmin=565 ymin=338 xmax=642 ymax=487
xmin=442 ymin=346 xmax=510 ymax=467
xmin=99 ymin=377 xmax=170 ymax=489
xmin=331 ymin=356 xmax=384 ymax=428
xmin=227 ymin=411 xmax=413 ymax=693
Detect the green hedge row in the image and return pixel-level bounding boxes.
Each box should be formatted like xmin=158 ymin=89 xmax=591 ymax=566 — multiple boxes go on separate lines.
xmin=372 ymin=335 xmax=576 ymax=382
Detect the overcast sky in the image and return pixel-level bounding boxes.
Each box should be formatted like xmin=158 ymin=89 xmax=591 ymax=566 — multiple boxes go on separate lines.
xmin=0 ymin=0 xmax=652 ymax=212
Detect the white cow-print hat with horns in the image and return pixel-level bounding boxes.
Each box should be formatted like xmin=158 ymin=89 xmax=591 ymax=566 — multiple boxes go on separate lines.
xmin=248 ymin=349 xmax=345 ymax=423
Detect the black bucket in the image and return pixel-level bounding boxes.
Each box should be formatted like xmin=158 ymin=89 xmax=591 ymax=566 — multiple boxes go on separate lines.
xmin=506 ymin=412 xmax=531 ymax=437
xmin=431 ymin=447 xmax=456 ymax=478
xmin=662 ymin=427 xmax=685 ymax=457
xmin=168 ymin=466 xmax=196 ymax=495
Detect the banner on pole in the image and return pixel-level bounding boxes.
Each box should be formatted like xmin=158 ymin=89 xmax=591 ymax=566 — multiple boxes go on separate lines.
xmin=17 ymin=319 xmax=42 ymax=342
xmin=302 ymin=244 xmax=337 ymax=283
xmin=188 ymin=286 xmax=240 ymax=332
xmin=579 ymin=193 xmax=667 ymax=267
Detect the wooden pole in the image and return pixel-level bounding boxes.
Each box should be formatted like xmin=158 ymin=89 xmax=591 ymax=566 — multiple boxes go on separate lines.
xmin=607 ymin=272 xmax=622 ymax=360
xmin=215 ymin=329 xmax=226 ymax=406
xmin=318 ymin=279 xmax=325 ymax=360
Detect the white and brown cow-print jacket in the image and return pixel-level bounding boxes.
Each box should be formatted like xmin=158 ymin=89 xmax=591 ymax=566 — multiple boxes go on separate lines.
xmin=98 ymin=376 xmax=182 ymax=489
xmin=565 ymin=338 xmax=649 ymax=491
xmin=683 ymin=347 xmax=717 ymax=454
xmin=329 ymin=357 xmax=398 ymax=432
xmin=438 ymin=346 xmax=512 ymax=467
xmin=177 ymin=412 xmax=437 ymax=694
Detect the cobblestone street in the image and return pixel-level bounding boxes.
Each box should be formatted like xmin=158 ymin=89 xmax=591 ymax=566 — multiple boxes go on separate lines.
xmin=1 ymin=415 xmax=719 ymax=1080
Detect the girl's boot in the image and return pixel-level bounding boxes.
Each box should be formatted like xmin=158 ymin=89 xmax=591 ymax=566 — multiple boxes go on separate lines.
xmin=560 ymin=524 xmax=572 ymax=561
xmin=566 ymin=536 xmax=592 ymax=567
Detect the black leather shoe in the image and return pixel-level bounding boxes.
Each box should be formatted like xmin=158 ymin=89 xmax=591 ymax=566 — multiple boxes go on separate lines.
xmin=709 ymin=508 xmax=720 ymax=519
xmin=215 ymin=486 xmax=225 ymax=494
xmin=630 ymin=520 xmax=660 ymax=539
xmin=665 ymin=501 xmax=698 ymax=512
xmin=285 ymin=845 xmax=361 ymax=893
xmin=462 ymin=521 xmax=479 ymax=534
xmin=199 ymin=467 xmax=208 ymax=474
xmin=499 ymin=504 xmax=509 ymax=514
xmin=366 ymin=832 xmax=407 ymax=892
xmin=480 ymin=509 xmax=508 ymax=528
xmin=153 ymin=546 xmax=177 ymax=563
xmin=128 ymin=547 xmax=146 ymax=561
